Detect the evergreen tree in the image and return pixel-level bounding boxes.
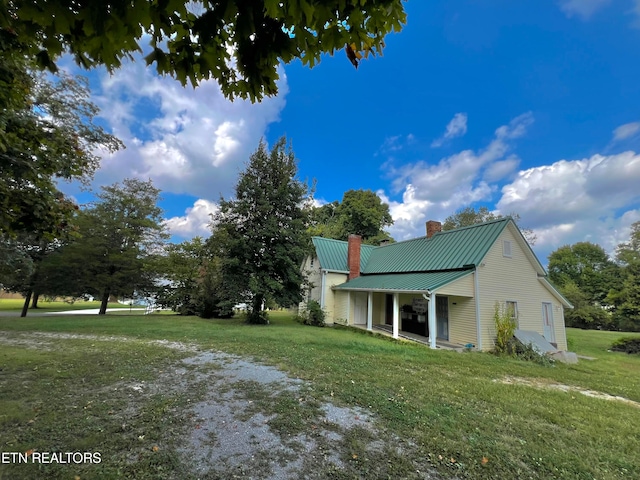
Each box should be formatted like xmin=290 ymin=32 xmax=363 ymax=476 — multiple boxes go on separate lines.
xmin=212 ymin=137 xmax=309 ymax=324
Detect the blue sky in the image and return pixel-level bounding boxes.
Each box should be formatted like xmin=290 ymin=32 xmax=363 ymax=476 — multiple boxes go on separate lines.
xmin=62 ymin=0 xmax=640 ymax=264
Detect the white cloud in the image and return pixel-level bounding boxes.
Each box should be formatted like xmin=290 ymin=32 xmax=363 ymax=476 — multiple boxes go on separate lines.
xmin=164 ymin=199 xmax=218 ymax=238
xmin=86 ymin=54 xmax=287 ymax=199
xmin=483 ymin=156 xmax=520 ymax=182
xmin=633 ymin=0 xmax=640 ymax=26
xmin=377 ymin=134 xmax=415 ymax=155
xmin=383 ymin=113 xmax=533 ymax=240
xmin=498 ymin=152 xmax=640 ymax=226
xmin=497 ymin=151 xmax=640 ymax=258
xmin=559 ymin=0 xmax=611 ymax=19
xmin=612 ymin=121 xmax=640 ymax=141
xmin=382 ymin=112 xmax=640 ymax=263
xmin=431 ymin=113 xmax=468 ymax=147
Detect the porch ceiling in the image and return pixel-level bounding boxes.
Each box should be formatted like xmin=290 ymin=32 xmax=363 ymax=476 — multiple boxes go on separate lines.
xmin=333 ymin=270 xmax=473 ymax=293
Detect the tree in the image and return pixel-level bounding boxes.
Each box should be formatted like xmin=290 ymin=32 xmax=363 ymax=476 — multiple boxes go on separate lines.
xmin=607 ymin=263 xmax=640 ymax=332
xmin=547 ymin=242 xmax=623 ymax=331
xmin=559 ymin=281 xmax=613 ymax=330
xmin=0 ymin=234 xmax=70 ymax=317
xmin=3 ymin=0 xmax=407 ymax=102
xmin=212 ymin=137 xmax=310 ymax=324
xmin=155 ymin=237 xmax=234 ymax=318
xmin=442 ymin=206 xmax=537 ymax=245
xmin=0 ymin=35 xmax=123 ymax=238
xmin=616 ymin=221 xmax=640 ymax=267
xmin=607 ymin=222 xmax=640 ymax=331
xmin=548 ymin=242 xmax=620 ymax=305
xmin=309 ymin=189 xmax=394 ymax=245
xmin=51 ymin=179 xmax=168 ymax=314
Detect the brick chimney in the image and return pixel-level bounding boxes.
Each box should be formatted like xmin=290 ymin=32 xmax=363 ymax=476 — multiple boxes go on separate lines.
xmin=347 ymin=234 xmax=362 ymax=280
xmin=426 ymin=220 xmax=442 ymax=239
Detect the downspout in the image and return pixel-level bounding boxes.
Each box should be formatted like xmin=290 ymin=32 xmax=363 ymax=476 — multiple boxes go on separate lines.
xmin=320 ymin=270 xmax=327 ymax=309
xmin=474 ymin=266 xmax=483 ymax=350
xmin=422 ymin=290 xmax=436 ymax=349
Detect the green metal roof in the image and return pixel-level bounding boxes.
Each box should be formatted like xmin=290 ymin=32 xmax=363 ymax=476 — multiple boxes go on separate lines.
xmin=311 ymin=237 xmax=376 ymax=273
xmin=362 ymin=218 xmax=510 ymax=274
xmin=334 ymin=270 xmax=473 ymax=292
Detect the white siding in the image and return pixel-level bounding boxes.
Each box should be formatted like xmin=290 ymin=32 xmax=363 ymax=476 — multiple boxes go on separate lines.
xmin=477 ymin=227 xmax=568 ymax=351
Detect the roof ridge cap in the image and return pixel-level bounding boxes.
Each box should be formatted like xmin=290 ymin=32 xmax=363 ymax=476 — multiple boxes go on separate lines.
xmin=438 ymin=216 xmax=510 ymax=234
xmin=312 ymin=236 xmax=347 ymax=244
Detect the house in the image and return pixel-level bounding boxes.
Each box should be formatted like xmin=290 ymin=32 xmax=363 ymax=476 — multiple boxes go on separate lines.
xmin=301 ymin=218 xmax=571 ymax=351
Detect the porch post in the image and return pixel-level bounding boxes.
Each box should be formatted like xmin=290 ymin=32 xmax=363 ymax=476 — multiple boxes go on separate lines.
xmin=392 ymin=293 xmax=399 ymax=339
xmin=429 ymin=292 xmax=437 ymax=349
xmin=367 ymin=291 xmax=373 ymax=331
xmin=346 ymin=291 xmax=351 ymax=325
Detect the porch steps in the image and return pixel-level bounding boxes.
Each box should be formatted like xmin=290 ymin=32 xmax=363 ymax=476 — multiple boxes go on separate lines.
xmin=372 ymin=325 xmax=464 ymax=351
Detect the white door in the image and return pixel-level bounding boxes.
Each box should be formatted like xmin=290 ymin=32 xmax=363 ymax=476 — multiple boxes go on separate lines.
xmin=354 ymin=292 xmax=367 ymax=325
xmin=542 ymin=303 xmax=555 ymax=343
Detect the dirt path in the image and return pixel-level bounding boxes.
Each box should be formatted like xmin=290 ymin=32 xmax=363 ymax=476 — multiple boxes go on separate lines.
xmin=0 ymin=331 xmax=442 ymax=479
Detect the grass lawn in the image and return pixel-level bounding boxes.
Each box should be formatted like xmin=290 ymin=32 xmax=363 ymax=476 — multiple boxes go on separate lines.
xmin=1 ymin=313 xmax=639 ymax=479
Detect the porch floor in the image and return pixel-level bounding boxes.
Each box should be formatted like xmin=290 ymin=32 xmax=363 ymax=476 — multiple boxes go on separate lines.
xmin=352 ymin=324 xmax=465 ymax=351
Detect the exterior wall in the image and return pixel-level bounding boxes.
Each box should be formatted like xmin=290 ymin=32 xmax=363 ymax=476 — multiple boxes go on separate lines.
xmin=447 ymin=296 xmax=477 ymax=346
xmin=300 ymin=255 xmax=322 ymax=307
xmin=333 ymin=290 xmax=349 ymax=325
xmin=299 ymin=254 xmax=350 ymax=325
xmin=438 ymin=274 xmax=474 ymax=297
xmin=323 ymin=272 xmax=348 ymax=324
xmin=372 ymin=293 xmax=385 ymax=325
xmin=477 ymin=227 xmax=568 ymax=350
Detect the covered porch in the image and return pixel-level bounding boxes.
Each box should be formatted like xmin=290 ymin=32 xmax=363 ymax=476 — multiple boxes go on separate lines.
xmin=334 ymin=271 xmax=478 ymax=350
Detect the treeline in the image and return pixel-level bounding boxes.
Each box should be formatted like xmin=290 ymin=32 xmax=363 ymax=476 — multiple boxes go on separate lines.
xmin=1 ymin=135 xmax=396 ymax=322
xmin=548 ymin=227 xmax=640 ymax=332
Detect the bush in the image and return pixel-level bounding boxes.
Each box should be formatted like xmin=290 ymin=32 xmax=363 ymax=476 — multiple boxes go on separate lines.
xmin=298 ymin=300 xmax=325 ymax=327
xmin=493 ymin=302 xmax=517 ymax=355
xmin=610 ymin=337 xmax=640 ymax=354
xmin=246 ymin=309 xmax=269 ymax=325
xmin=512 ymin=341 xmax=555 ymax=367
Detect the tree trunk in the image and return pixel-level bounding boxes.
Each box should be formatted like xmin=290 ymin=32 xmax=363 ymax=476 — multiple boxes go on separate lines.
xmin=21 ymin=290 xmax=32 ymax=318
xmin=252 ymin=294 xmax=263 ymax=314
xmin=99 ymin=288 xmax=110 ymax=315
xmin=30 ymin=292 xmax=40 ymax=309
xmin=248 ymin=294 xmax=268 ymax=324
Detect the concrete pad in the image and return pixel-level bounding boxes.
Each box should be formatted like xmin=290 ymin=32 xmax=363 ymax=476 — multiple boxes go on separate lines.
xmin=549 ymin=351 xmax=579 ymax=364
xmin=45 ymin=308 xmax=146 ymax=315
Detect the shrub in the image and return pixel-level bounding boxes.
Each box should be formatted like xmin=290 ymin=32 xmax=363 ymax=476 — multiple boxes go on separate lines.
xmin=610 ymin=337 xmax=640 ymax=355
xmin=513 ymin=341 xmax=555 ymax=367
xmin=298 ymin=300 xmax=325 ymax=327
xmin=246 ymin=309 xmax=269 ymax=324
xmin=493 ymin=302 xmax=517 ymax=355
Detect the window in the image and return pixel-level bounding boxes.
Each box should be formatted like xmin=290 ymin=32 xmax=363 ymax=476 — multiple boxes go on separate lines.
xmin=503 ymin=240 xmax=512 ymax=258
xmin=506 ymin=301 xmax=518 ymax=326
xmin=310 ymin=256 xmax=314 ymax=267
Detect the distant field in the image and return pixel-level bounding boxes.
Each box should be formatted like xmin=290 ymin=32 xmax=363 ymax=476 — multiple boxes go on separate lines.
xmin=0 ymin=314 xmax=638 ymax=479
